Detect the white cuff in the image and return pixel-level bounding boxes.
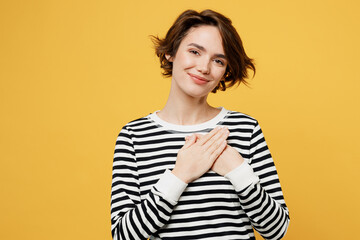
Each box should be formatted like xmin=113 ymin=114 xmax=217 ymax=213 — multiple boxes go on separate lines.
xmin=224 ymin=161 xmax=259 ymax=192
xmin=155 ymin=169 xmax=188 ymax=203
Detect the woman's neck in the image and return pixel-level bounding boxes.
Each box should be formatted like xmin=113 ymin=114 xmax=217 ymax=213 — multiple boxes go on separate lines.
xmin=157 ymin=84 xmax=220 ymax=126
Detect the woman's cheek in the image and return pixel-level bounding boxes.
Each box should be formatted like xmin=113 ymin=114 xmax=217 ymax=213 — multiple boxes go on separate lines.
xmin=182 ymin=56 xmax=196 ymax=68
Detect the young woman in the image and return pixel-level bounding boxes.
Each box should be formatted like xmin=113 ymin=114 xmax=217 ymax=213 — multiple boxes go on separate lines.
xmin=110 ymin=9 xmax=290 ymax=240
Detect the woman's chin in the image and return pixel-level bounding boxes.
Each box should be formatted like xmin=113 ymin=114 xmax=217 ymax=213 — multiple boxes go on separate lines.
xmin=185 ymin=89 xmax=211 ymax=99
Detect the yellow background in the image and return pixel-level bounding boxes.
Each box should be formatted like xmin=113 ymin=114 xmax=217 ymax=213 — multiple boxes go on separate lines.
xmin=1 ymin=0 xmax=359 ymax=239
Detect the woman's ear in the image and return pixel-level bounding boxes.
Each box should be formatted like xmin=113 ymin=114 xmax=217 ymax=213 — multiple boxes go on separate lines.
xmin=165 ymin=54 xmax=173 ymax=62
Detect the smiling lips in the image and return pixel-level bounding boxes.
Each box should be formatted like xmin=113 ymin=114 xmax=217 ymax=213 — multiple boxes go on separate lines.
xmin=188 ymin=73 xmax=209 ymax=85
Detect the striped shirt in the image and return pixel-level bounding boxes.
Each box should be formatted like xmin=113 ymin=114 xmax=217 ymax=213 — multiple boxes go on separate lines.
xmin=110 ymin=107 xmax=290 ymax=240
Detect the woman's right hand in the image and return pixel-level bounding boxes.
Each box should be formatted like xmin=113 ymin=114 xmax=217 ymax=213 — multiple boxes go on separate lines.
xmin=172 ymin=126 xmax=229 ymax=183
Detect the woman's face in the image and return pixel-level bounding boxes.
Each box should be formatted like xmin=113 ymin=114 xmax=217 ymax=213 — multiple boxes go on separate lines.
xmin=166 ymin=25 xmax=228 ymax=98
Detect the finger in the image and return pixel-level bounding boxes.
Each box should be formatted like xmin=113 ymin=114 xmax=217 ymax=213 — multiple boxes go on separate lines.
xmin=196 ymin=126 xmax=223 ymax=146
xmin=203 ymin=127 xmax=229 ymax=151
xmin=185 ymin=133 xmax=202 ymax=141
xmin=182 ymin=134 xmax=196 ymax=149
xmin=193 ymin=133 xmax=204 ymax=141
xmin=185 ymin=133 xmax=204 ymax=144
xmin=209 ymin=140 xmax=227 ymax=162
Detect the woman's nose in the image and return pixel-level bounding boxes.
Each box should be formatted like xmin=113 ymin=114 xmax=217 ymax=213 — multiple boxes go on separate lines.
xmin=197 ymin=59 xmax=210 ymax=74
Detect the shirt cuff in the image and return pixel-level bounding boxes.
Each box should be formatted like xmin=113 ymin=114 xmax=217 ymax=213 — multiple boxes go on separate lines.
xmin=224 ymin=161 xmax=259 ymax=192
xmin=155 ymin=169 xmax=188 ymax=203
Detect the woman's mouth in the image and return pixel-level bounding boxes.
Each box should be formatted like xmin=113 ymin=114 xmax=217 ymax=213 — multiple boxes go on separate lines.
xmin=188 ymin=73 xmax=209 ymax=85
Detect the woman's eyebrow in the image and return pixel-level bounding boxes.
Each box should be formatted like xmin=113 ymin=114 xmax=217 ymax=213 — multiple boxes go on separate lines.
xmin=187 ymin=43 xmax=227 ymax=59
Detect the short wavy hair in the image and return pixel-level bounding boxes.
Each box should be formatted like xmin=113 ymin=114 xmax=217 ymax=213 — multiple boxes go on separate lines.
xmin=151 ymin=9 xmax=255 ymax=93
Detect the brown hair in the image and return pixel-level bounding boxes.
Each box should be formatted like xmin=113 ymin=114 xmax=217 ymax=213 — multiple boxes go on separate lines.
xmin=151 ymin=9 xmax=255 ymax=93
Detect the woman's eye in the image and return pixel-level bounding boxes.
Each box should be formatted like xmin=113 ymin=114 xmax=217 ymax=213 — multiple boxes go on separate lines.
xmin=214 ymin=59 xmax=224 ymax=66
xmin=190 ymin=50 xmax=200 ymax=55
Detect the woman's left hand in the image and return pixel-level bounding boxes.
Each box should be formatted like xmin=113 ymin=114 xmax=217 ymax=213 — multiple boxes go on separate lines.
xmin=186 ymin=133 xmax=244 ymax=176
xmin=211 ymin=144 xmax=244 ymax=176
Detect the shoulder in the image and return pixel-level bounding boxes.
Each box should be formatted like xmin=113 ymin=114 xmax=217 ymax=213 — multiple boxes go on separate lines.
xmin=224 ymin=109 xmax=259 ymax=127
xmin=117 ymin=112 xmax=156 ymax=135
xmin=114 ymin=113 xmax=153 ymax=145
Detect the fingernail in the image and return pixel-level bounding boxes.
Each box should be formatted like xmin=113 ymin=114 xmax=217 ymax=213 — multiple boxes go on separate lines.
xmin=185 ymin=134 xmax=193 ymax=140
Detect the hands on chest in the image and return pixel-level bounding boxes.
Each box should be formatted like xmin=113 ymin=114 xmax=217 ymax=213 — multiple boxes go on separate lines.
xmin=172 ymin=126 xmax=244 ymax=183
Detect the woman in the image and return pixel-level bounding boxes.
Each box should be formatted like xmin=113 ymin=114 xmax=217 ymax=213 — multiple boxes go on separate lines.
xmin=110 ymin=9 xmax=290 ymax=240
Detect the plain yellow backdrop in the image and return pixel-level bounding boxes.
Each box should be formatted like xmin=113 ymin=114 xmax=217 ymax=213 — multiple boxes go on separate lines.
xmin=1 ymin=0 xmax=359 ymax=239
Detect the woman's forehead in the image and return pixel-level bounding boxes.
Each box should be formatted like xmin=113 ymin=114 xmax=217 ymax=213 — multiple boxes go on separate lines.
xmin=181 ymin=25 xmax=225 ymax=53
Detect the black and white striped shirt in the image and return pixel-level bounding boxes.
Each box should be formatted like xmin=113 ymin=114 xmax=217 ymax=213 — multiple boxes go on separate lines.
xmin=110 ymin=107 xmax=290 ymax=240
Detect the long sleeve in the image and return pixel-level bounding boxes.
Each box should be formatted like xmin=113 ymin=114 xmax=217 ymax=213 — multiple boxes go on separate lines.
xmin=110 ymin=126 xmax=187 ymax=240
xmin=225 ymin=122 xmax=290 ymax=240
